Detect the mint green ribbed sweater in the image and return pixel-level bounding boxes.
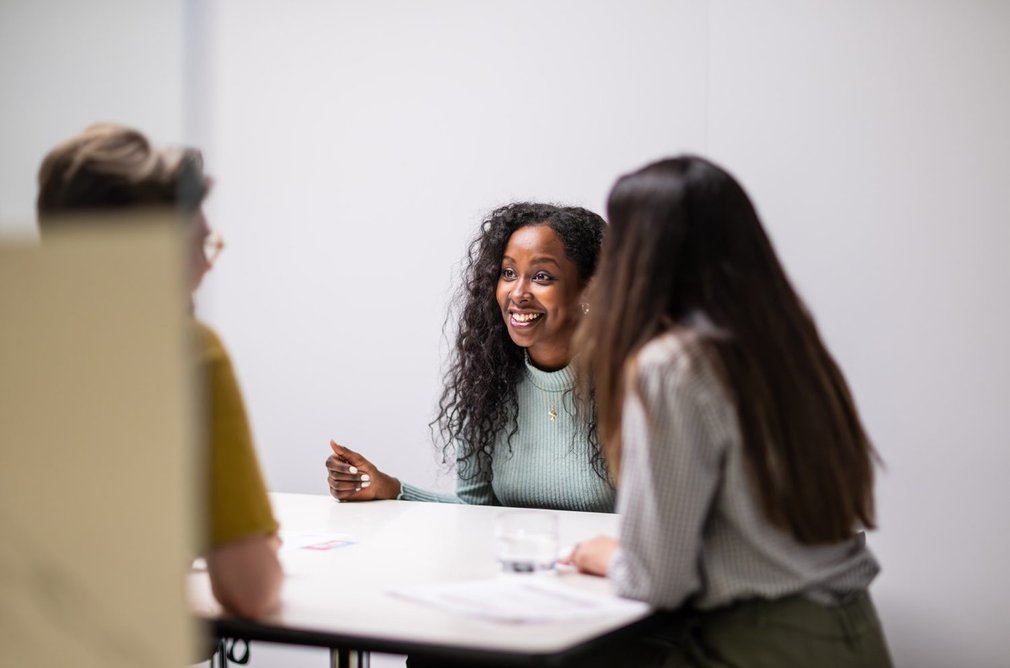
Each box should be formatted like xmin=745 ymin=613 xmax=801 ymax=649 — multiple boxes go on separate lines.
xmin=398 ymin=357 xmax=615 ymax=513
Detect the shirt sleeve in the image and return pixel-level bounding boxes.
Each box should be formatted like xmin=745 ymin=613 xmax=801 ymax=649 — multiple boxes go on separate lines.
xmin=396 ymin=451 xmax=500 ymax=505
xmin=198 ymin=323 xmax=279 ymax=549
xmin=608 ymin=344 xmax=727 ymax=609
xmin=397 ymin=482 xmax=463 ymax=504
xmin=455 ymin=458 xmax=499 ymax=505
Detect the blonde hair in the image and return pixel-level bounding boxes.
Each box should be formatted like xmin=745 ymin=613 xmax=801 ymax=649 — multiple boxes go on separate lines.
xmin=37 ymin=123 xmax=211 ymax=226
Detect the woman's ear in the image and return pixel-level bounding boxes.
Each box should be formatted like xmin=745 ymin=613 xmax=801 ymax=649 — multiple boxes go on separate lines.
xmin=578 ymin=278 xmax=594 ymax=315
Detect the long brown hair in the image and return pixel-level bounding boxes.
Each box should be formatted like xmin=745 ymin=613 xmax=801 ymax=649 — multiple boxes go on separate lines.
xmin=576 ymin=156 xmax=877 ymax=544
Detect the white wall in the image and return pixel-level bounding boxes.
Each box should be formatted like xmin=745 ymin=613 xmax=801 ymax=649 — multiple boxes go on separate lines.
xmin=705 ymin=3 xmax=1010 ymax=666
xmin=3 ymin=1 xmax=1009 ymax=666
xmin=0 ymin=0 xmax=187 ymax=236
xmin=193 ymin=0 xmax=709 ymax=500
xmin=199 ymin=2 xmax=1010 ymax=666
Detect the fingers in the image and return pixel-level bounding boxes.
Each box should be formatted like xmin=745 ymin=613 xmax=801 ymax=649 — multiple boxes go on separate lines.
xmin=327 ymin=439 xmax=386 ymax=502
xmin=330 ymin=485 xmax=361 ymax=501
xmin=559 ymin=542 xmax=579 ymax=565
xmin=328 ymin=479 xmax=371 ymax=501
xmin=327 ymin=469 xmax=371 ymax=484
xmin=568 ymin=543 xmax=585 ymax=568
xmin=324 ymin=455 xmax=363 ymax=476
xmin=329 ymin=480 xmax=371 ymax=492
xmin=325 ymin=440 xmax=371 ymax=483
xmin=328 ymin=472 xmax=370 ymax=484
xmin=330 ymin=439 xmax=354 ymax=458
xmin=330 ymin=440 xmax=370 ymax=468
xmin=568 ymin=536 xmax=618 ymax=577
xmin=325 ymin=452 xmax=370 ymax=486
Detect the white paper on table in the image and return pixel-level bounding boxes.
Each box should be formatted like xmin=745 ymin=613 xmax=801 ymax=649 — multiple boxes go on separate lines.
xmin=389 ymin=577 xmax=649 ymax=624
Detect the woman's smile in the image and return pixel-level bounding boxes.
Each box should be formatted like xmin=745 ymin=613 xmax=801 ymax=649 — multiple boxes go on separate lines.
xmin=509 ymin=310 xmax=544 ymax=327
xmin=495 ymin=224 xmax=582 ymax=371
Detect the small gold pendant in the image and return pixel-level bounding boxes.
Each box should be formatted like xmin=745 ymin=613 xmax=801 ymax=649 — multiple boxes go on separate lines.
xmin=548 ymin=407 xmax=558 ymax=421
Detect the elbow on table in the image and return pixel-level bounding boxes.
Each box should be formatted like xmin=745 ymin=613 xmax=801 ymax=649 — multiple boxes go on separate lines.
xmin=615 ymin=577 xmax=691 ymax=610
xmin=206 ymin=533 xmax=283 ymax=619
xmin=215 ymin=577 xmax=281 ymax=619
xmin=611 ymin=554 xmax=693 ymax=610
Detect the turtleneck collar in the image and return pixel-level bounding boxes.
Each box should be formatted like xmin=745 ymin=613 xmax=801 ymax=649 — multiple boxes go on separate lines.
xmin=523 ymin=352 xmax=576 ymax=392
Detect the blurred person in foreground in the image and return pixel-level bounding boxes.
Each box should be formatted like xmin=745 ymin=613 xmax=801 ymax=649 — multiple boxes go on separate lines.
xmin=568 ymin=156 xmax=892 ymax=667
xmin=36 ymin=123 xmax=282 ymax=619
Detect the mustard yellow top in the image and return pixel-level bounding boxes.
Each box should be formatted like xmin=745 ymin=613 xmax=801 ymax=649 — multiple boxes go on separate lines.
xmin=195 ymin=321 xmax=279 ymax=548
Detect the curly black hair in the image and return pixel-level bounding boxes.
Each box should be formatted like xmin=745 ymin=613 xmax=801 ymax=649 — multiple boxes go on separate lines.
xmin=431 ymin=202 xmax=609 ymax=482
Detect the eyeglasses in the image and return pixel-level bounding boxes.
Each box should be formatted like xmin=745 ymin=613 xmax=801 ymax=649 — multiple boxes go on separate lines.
xmin=203 ymin=230 xmax=225 ymax=266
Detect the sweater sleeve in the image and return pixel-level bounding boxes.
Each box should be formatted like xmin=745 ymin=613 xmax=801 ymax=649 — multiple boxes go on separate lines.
xmin=608 ymin=342 xmax=726 ymax=609
xmin=397 ymin=482 xmax=462 ymax=504
xmin=396 ymin=451 xmax=500 ymax=505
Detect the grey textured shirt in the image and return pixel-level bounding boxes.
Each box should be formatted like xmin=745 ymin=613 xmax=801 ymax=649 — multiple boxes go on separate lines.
xmin=399 ymin=357 xmax=615 ymax=513
xmin=609 ymin=332 xmax=880 ymax=610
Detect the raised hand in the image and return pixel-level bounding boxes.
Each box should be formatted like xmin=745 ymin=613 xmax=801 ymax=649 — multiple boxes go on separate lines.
xmin=325 ymin=440 xmax=401 ymax=502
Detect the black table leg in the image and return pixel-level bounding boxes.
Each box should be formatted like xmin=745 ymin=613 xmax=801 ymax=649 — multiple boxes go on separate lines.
xmin=330 ymin=647 xmax=370 ymax=668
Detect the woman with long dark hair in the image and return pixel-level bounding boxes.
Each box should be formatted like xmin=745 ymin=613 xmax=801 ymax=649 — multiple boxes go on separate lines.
xmin=325 ymin=202 xmax=613 ymax=512
xmin=569 ymin=156 xmax=892 ymax=666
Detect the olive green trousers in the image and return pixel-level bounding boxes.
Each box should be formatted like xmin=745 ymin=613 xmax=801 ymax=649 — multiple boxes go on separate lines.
xmin=406 ymin=592 xmax=892 ymax=668
xmin=660 ymin=591 xmax=892 ymax=668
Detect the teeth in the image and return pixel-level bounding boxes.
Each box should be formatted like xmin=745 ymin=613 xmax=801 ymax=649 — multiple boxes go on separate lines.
xmin=512 ymin=312 xmax=542 ymax=323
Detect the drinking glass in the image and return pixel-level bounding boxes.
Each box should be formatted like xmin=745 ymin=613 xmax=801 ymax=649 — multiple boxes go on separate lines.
xmin=494 ymin=511 xmax=559 ymax=573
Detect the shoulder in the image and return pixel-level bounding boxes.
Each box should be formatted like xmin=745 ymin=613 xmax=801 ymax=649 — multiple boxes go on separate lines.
xmin=628 ymin=331 xmax=737 ymax=458
xmin=192 ymin=320 xmax=229 ymax=364
xmin=633 ymin=330 xmax=707 ymax=386
xmin=631 ymin=330 xmax=731 ymax=414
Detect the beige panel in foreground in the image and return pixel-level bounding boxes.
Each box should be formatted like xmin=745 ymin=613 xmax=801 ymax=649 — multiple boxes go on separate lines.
xmin=0 ymin=217 xmax=196 ymax=667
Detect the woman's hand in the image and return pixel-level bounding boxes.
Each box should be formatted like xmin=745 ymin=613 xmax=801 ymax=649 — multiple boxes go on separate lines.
xmin=325 ymin=440 xmax=401 ymax=501
xmin=564 ymin=535 xmax=619 ymax=576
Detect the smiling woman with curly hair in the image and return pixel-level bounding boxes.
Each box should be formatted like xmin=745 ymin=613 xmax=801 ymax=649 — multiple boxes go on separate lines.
xmin=325 ymin=202 xmax=613 ymax=513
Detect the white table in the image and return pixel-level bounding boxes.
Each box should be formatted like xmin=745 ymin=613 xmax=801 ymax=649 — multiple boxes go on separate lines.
xmin=189 ymin=493 xmax=657 ymax=666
